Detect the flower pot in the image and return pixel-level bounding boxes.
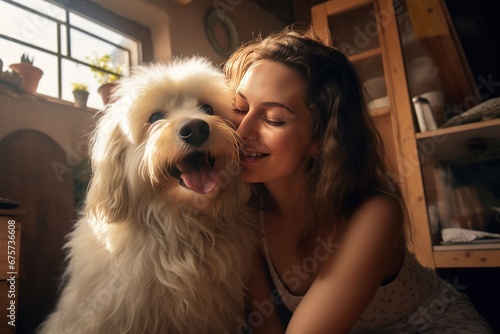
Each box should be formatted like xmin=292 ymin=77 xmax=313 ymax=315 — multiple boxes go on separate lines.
xmin=73 ymin=90 xmax=89 ymax=108
xmin=9 ymin=63 xmax=43 ymax=94
xmin=98 ymin=82 xmax=119 ymax=105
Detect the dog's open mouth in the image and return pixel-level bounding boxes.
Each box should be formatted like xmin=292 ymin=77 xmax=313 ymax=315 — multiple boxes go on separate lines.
xmin=169 ymin=151 xmax=219 ymax=194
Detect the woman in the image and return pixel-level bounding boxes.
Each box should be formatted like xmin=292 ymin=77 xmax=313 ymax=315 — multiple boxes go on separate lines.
xmin=224 ymin=26 xmax=492 ymax=333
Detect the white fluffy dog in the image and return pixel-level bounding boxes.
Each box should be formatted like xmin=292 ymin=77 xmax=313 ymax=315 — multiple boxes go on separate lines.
xmin=39 ymin=58 xmax=257 ymax=334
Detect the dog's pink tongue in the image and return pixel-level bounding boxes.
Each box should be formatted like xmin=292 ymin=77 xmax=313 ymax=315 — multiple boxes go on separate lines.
xmin=180 ymin=155 xmax=219 ymax=194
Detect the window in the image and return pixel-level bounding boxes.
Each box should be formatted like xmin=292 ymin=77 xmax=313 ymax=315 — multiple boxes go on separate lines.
xmin=0 ymin=0 xmax=141 ymax=109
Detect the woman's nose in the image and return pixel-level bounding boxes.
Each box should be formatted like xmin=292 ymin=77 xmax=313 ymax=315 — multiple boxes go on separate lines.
xmin=236 ymin=111 xmax=258 ymax=140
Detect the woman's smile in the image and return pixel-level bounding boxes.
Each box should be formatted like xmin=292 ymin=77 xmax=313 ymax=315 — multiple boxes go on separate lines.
xmin=240 ymin=151 xmax=268 ymax=163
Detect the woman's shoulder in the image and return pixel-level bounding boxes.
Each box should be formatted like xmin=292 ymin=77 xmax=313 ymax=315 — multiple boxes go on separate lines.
xmin=341 ymin=193 xmax=405 ymax=250
xmin=353 ymin=193 xmax=403 ymax=222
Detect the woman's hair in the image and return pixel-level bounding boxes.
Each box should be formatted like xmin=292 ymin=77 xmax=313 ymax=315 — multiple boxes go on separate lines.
xmin=224 ymin=25 xmax=407 ymax=260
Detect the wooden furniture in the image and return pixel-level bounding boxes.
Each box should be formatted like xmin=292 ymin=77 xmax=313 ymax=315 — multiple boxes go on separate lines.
xmin=0 ymin=209 xmax=23 ymax=334
xmin=0 ymin=130 xmax=76 ymax=334
xmin=0 ymin=84 xmax=96 ymax=333
xmin=311 ymin=0 xmax=500 ymax=269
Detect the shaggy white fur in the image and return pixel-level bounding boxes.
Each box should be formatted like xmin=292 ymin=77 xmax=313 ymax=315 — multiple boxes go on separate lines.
xmin=38 ymin=58 xmax=257 ymax=334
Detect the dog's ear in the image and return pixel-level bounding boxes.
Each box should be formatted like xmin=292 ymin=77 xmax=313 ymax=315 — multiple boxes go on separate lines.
xmin=85 ymin=114 xmax=130 ymax=224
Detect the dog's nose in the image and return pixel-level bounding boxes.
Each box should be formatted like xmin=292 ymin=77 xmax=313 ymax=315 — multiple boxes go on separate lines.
xmin=178 ymin=119 xmax=210 ymax=146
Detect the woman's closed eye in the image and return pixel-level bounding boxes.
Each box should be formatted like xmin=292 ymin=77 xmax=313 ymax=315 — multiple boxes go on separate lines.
xmin=263 ymin=115 xmax=285 ymax=126
xmin=263 ymin=109 xmax=293 ymax=126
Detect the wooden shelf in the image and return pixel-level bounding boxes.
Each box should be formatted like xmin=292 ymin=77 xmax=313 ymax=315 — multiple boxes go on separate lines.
xmin=348 ymin=47 xmax=382 ymax=63
xmin=369 ymin=107 xmax=390 ymax=117
xmin=415 ymin=118 xmax=500 ymax=162
xmin=416 ymin=118 xmax=500 ymax=140
xmin=434 ymin=243 xmax=500 ymax=251
xmin=433 ymin=245 xmax=500 ymax=268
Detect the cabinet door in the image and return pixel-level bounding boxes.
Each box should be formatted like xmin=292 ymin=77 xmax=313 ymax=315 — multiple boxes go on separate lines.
xmin=395 ymin=0 xmax=500 ymax=268
xmin=312 ymin=0 xmax=438 ymax=268
xmin=311 ymin=0 xmax=399 ymax=178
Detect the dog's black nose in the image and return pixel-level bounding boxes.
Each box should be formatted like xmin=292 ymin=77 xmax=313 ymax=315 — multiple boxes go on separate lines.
xmin=178 ymin=119 xmax=210 ymax=146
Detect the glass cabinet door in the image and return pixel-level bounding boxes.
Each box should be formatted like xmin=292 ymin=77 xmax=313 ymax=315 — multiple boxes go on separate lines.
xmin=395 ymin=0 xmax=477 ymax=132
xmin=395 ymin=0 xmax=500 ymax=248
xmin=313 ymin=0 xmax=390 ymax=111
xmin=312 ymin=0 xmax=399 ymax=175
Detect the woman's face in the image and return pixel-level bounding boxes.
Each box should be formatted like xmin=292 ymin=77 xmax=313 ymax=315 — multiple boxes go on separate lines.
xmin=233 ymin=60 xmax=316 ymax=186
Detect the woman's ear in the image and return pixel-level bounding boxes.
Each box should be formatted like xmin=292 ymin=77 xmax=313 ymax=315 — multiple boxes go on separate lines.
xmin=85 ymin=119 xmax=130 ymax=223
xmin=310 ymin=141 xmax=321 ymax=158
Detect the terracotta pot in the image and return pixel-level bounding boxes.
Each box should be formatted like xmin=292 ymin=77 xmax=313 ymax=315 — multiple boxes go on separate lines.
xmin=97 ymin=82 xmax=119 ymax=105
xmin=9 ymin=63 xmax=43 ymax=94
xmin=73 ymin=90 xmax=89 ymax=108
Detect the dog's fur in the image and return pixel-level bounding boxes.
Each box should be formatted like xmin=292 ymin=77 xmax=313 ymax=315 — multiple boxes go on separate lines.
xmin=39 ymin=58 xmax=257 ymax=334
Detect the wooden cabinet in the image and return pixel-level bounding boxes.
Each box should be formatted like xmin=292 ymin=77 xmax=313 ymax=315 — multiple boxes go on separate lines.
xmin=311 ymin=0 xmax=500 ymax=269
xmin=0 ymin=210 xmax=23 ymax=334
xmin=312 ymin=0 xmax=402 ymax=190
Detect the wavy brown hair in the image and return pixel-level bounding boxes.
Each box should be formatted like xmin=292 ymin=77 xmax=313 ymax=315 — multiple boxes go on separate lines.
xmin=224 ymin=26 xmax=407 ymax=260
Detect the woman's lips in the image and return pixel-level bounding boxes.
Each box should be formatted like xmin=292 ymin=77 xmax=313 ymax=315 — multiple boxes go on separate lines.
xmin=240 ymin=151 xmax=268 ymax=163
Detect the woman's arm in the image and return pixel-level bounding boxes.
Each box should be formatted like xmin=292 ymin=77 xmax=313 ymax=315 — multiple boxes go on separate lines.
xmin=286 ymin=195 xmax=404 ymax=334
xmin=245 ymin=253 xmax=285 ymax=334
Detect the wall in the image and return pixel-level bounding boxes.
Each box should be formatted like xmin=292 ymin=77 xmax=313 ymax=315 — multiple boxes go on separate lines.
xmin=0 ymin=87 xmax=95 ymax=161
xmin=93 ymin=0 xmax=286 ymax=65
xmin=149 ymin=0 xmax=286 ymax=65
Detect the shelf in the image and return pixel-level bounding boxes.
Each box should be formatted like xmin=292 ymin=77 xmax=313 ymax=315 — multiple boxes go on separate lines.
xmin=434 ymin=242 xmax=500 ymax=251
xmin=415 ymin=118 xmax=500 ymax=162
xmin=368 ymin=107 xmax=390 ymax=117
xmin=348 ymin=47 xmax=382 ymax=63
xmin=433 ymin=245 xmax=500 ymax=268
xmin=416 ymin=118 xmax=500 ymax=140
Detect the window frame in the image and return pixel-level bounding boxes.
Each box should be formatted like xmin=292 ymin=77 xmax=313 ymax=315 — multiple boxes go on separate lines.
xmin=0 ymin=0 xmax=153 ymax=104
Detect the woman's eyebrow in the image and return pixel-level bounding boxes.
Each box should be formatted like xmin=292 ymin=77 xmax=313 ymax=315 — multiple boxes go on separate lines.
xmin=261 ymin=102 xmax=294 ymax=114
xmin=237 ymin=92 xmax=294 ymax=114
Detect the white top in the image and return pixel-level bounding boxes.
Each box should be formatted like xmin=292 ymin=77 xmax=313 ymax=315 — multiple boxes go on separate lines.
xmin=261 ymin=210 xmax=303 ymax=311
xmin=259 ymin=210 xmax=492 ymax=332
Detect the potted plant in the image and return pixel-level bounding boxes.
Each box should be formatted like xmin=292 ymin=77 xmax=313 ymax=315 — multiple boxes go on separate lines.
xmin=87 ymin=53 xmax=122 ymax=105
xmin=9 ymin=53 xmax=44 ymax=94
xmin=72 ymin=82 xmax=89 ymax=108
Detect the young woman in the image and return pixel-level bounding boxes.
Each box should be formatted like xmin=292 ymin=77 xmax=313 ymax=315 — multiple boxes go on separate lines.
xmin=224 ymin=27 xmax=492 ymax=334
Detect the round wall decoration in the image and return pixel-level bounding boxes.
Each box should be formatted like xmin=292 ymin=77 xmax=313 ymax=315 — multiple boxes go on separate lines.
xmin=205 ymin=8 xmax=240 ymax=58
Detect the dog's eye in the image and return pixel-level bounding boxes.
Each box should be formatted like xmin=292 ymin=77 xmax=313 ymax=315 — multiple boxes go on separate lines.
xmin=149 ymin=111 xmax=165 ymax=124
xmin=200 ymin=104 xmax=213 ymax=115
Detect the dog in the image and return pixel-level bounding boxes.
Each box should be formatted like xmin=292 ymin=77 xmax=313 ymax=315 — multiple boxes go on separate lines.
xmin=38 ymin=58 xmax=257 ymax=334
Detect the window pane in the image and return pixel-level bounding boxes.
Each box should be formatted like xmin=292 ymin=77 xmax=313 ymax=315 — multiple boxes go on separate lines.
xmin=0 ymin=1 xmax=58 ymax=52
xmin=0 ymin=39 xmax=26 ymax=72
xmin=9 ymin=0 xmax=66 ymax=21
xmin=70 ymin=12 xmax=124 ymax=43
xmin=35 ymin=50 xmax=58 ymax=97
xmin=2 ymin=40 xmax=58 ymax=97
xmin=71 ymin=28 xmax=130 ymax=77
xmin=70 ymin=12 xmax=139 ymax=66
xmin=0 ymin=39 xmax=56 ymax=97
xmin=62 ymin=59 xmax=104 ymax=109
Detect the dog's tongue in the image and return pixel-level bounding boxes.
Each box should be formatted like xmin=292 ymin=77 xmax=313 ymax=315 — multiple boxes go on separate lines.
xmin=179 ymin=153 xmax=218 ymax=194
